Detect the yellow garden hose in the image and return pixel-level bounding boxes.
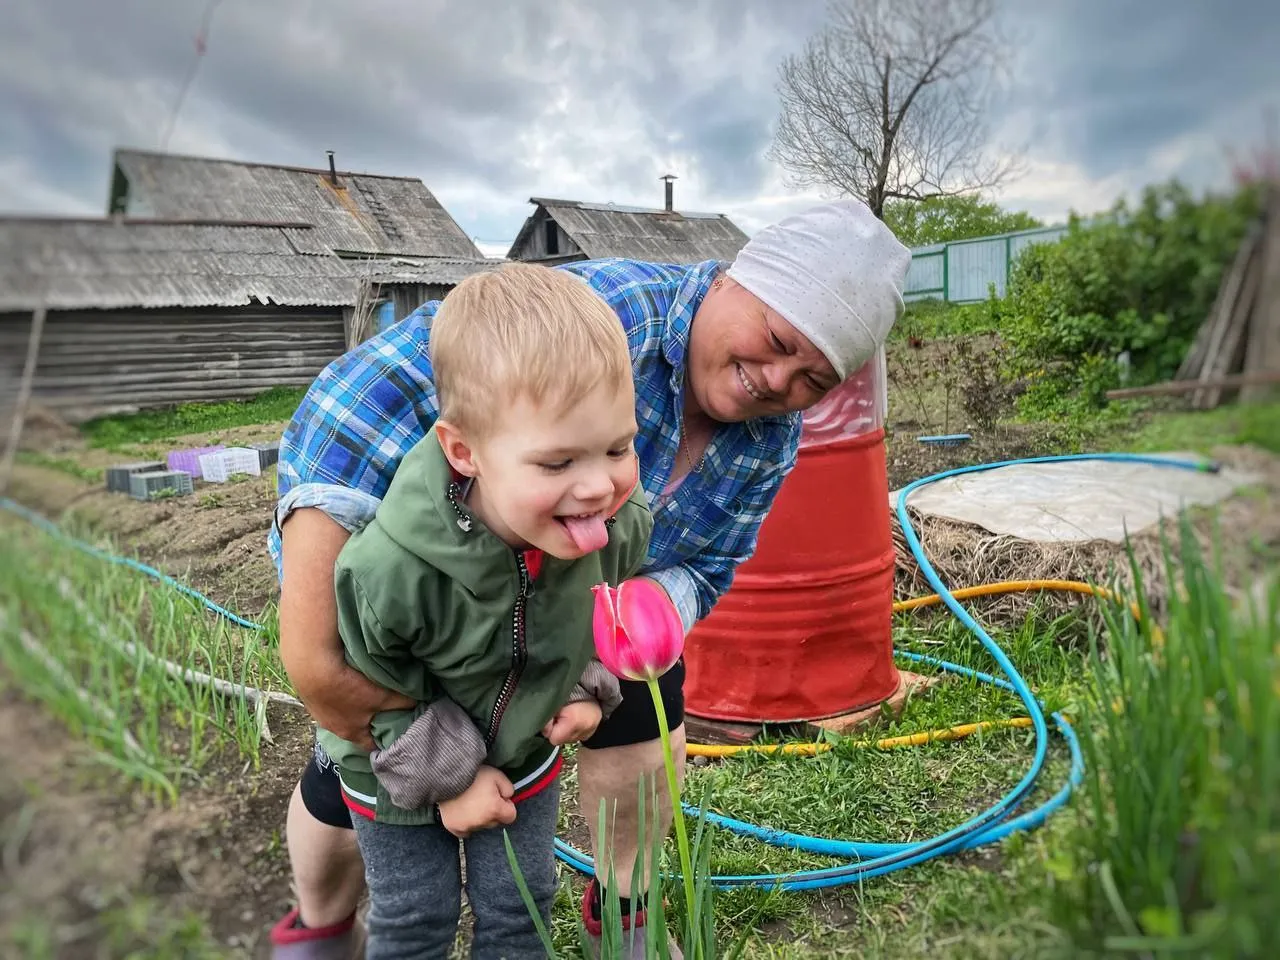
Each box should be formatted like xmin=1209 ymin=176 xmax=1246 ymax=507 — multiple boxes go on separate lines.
xmin=893 ymin=577 xmax=1137 ymax=617
xmin=687 ymin=717 xmax=1037 ymax=758
xmin=686 ymin=577 xmax=1126 ymax=759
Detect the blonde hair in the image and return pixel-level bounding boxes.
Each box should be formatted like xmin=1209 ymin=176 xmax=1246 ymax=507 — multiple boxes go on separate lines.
xmin=430 ymin=262 xmax=633 ymax=436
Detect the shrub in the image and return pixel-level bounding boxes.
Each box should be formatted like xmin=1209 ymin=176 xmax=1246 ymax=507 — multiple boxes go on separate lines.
xmin=997 ymin=180 xmax=1261 ymax=418
xmin=894 ymin=298 xmax=1000 ymax=341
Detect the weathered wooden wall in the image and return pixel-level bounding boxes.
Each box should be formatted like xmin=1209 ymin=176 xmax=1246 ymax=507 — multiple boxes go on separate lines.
xmin=0 ymin=306 xmax=346 ymax=424
xmin=0 ymin=313 xmax=29 ymax=419
xmin=387 ymin=283 xmax=453 ymax=323
xmin=508 ymin=210 xmax=581 ymax=262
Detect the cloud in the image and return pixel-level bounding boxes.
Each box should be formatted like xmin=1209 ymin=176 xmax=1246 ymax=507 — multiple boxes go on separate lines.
xmin=0 ymin=0 xmax=1275 ymax=248
xmin=991 ymin=0 xmax=1279 ymax=221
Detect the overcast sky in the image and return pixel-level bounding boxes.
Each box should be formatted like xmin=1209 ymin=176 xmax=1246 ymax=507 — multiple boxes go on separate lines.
xmin=2 ymin=0 xmax=1276 ymax=256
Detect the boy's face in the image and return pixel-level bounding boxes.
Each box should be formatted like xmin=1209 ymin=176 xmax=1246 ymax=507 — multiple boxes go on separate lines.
xmin=440 ymin=381 xmax=640 ymax=560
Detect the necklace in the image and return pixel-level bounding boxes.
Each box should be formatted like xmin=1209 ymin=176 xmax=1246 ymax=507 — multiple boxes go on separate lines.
xmin=679 ymin=411 xmax=711 ymax=477
xmin=680 ymin=432 xmax=706 ymax=475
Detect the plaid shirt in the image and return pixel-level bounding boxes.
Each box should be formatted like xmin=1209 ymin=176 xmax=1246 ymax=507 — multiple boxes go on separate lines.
xmin=269 ymin=258 xmax=801 ymax=631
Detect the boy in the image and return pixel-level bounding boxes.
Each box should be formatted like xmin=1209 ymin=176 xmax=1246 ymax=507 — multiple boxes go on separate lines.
xmin=315 ymin=264 xmax=653 ymax=959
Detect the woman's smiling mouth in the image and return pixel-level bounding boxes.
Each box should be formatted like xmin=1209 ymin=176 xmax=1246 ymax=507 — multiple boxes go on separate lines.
xmin=737 ymin=364 xmax=767 ymax=403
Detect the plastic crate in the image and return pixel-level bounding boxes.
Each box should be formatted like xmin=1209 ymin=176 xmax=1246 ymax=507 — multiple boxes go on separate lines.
xmin=106 ymin=461 xmax=165 ymax=494
xmin=252 ymin=441 xmax=280 ymax=470
xmin=167 ymin=445 xmax=225 ymax=476
xmin=198 ymin=447 xmax=263 ymax=483
xmin=128 ymin=470 xmax=194 ymax=501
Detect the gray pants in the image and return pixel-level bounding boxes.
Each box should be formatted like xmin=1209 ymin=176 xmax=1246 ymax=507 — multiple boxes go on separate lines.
xmin=350 ymin=781 xmax=559 ymax=960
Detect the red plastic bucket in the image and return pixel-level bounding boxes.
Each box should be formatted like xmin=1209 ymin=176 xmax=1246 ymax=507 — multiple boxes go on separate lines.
xmin=683 ymin=357 xmax=899 ymax=723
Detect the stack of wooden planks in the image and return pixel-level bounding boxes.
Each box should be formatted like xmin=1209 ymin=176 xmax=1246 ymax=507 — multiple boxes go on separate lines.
xmin=1108 ymin=185 xmax=1280 ymax=405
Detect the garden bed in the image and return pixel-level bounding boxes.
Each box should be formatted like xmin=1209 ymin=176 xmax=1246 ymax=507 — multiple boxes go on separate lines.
xmin=3 ymin=390 xmax=1276 ymax=957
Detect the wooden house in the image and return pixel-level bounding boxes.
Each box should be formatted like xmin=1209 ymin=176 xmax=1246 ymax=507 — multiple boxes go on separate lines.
xmin=0 ymin=217 xmax=495 ymax=424
xmin=507 ymin=176 xmax=749 ymax=265
xmin=108 ymin=147 xmax=484 ymax=260
xmin=0 ymin=148 xmax=500 ymax=423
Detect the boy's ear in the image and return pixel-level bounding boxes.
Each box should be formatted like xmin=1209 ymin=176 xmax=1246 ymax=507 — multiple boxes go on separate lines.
xmin=436 ymin=419 xmax=479 ymax=477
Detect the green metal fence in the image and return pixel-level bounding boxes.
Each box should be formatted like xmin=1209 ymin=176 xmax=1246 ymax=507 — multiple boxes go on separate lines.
xmin=903 ymin=224 xmax=1068 ymax=303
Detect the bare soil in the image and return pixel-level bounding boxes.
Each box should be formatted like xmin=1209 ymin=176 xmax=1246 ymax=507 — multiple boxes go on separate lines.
xmin=884 ymin=421 xmax=1067 ymax=492
xmin=10 ymin=423 xmax=284 ymax=620
xmin=0 ymin=680 xmax=312 ymax=957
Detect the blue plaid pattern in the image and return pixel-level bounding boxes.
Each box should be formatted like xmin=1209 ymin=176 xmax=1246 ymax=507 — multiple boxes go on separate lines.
xmin=269 ymin=258 xmax=801 ymax=631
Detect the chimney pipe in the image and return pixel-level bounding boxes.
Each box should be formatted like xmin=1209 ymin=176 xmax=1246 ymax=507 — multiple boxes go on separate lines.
xmin=326 ymin=150 xmax=339 ymax=186
xmin=660 ymin=173 xmax=677 ymax=212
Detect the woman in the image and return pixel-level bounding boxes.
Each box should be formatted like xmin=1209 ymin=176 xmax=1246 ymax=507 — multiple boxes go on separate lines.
xmin=267 ymin=198 xmax=910 ymax=959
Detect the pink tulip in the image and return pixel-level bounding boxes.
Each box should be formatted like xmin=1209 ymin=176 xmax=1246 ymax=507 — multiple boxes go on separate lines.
xmin=591 ymin=578 xmax=684 ymax=682
xmin=591 ymin=577 xmax=697 ymax=930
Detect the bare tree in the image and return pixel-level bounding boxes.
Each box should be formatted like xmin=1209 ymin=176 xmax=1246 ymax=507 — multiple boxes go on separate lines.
xmin=770 ymin=0 xmax=1022 ymax=218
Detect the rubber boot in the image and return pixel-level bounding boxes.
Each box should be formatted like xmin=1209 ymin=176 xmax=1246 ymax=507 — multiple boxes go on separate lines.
xmin=269 ymin=907 xmax=365 ymax=960
xmin=580 ymin=880 xmax=683 ymax=960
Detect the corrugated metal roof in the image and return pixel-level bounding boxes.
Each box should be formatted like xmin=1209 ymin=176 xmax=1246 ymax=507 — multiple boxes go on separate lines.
xmin=112 ymin=148 xmax=485 ymax=260
xmin=510 ymin=198 xmax=750 ymax=263
xmin=0 ymin=218 xmax=501 ymax=312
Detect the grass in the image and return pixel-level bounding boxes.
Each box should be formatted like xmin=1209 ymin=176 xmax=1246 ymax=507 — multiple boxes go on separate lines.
xmin=80 ymin=385 xmax=305 ymax=450
xmin=0 ymin=515 xmax=292 ymax=801
xmin=538 ymin=534 xmax=1272 ymax=959
xmin=1052 ymin=522 xmax=1279 ymax=957
xmin=10 ymin=896 xmax=224 ymax=960
xmin=537 ymin=537 xmax=1274 ymax=957
xmin=539 ymin=603 xmax=1093 ymax=958
xmin=1115 ymin=397 xmax=1280 ymax=456
xmin=15 ymin=450 xmax=104 ymax=483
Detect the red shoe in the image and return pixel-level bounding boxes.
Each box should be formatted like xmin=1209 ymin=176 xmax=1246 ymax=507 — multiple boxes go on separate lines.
xmin=580 ymin=880 xmax=682 ymax=960
xmin=269 ymin=907 xmax=365 ymax=960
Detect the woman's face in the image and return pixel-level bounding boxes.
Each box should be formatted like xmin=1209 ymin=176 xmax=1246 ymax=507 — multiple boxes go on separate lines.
xmin=685 ymin=277 xmax=840 ymax=423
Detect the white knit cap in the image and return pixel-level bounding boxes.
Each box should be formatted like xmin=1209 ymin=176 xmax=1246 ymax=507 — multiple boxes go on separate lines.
xmin=727 ymin=199 xmax=911 ymax=380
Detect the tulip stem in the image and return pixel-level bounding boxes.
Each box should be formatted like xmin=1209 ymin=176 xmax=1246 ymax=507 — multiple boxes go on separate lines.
xmin=646 ymin=676 xmax=697 ymax=953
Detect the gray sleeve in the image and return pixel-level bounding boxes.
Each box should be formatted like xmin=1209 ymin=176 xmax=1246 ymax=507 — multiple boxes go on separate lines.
xmin=370 ymin=699 xmax=487 ymax=808
xmin=565 ymin=658 xmax=623 ymax=720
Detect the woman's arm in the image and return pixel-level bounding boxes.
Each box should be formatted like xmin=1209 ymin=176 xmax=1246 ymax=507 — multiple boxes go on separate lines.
xmin=278 ymin=507 xmax=415 ymax=751
xmin=644 ymin=434 xmax=800 ymax=632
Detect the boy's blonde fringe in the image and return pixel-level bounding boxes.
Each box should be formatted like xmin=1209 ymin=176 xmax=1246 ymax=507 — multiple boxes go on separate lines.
xmin=430 ymin=263 xmax=632 ymax=435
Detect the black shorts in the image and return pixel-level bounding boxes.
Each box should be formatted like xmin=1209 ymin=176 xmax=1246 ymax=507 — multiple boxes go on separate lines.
xmin=299 ymin=659 xmax=686 ymax=830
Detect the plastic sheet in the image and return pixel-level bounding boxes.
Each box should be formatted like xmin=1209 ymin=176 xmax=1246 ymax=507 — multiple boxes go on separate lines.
xmin=889 ymin=453 xmax=1260 ymax=543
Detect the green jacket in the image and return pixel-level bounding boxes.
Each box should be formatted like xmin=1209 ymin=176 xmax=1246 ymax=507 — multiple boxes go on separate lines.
xmin=318 ymin=425 xmax=653 ymax=825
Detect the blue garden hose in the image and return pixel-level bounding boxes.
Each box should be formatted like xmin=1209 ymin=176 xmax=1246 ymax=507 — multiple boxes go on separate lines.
xmin=555 ymin=452 xmax=1217 ymax=889
xmin=0 ymin=497 xmax=265 ymax=631
xmin=0 ymin=452 xmax=1217 ymax=892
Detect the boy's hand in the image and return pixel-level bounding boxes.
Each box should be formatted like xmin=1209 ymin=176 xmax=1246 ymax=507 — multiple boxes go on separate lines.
xmin=437 ymin=766 xmax=517 ymax=838
xmin=541 ymin=700 xmax=604 ymax=745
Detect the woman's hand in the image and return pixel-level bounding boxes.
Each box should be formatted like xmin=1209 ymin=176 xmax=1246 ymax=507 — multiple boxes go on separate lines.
xmin=541 ymin=701 xmax=604 ymax=745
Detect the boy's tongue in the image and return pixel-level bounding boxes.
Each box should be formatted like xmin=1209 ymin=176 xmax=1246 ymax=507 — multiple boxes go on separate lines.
xmin=561 ymin=514 xmax=608 ymax=552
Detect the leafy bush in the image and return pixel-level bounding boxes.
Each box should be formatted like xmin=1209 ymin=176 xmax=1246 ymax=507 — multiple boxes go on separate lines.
xmin=997 ymin=180 xmax=1261 ymax=418
xmin=883 ymin=193 xmax=1042 ymax=247
xmin=894 ymin=298 xmax=1001 ymax=341
xmin=953 ymin=337 xmax=1017 ymax=430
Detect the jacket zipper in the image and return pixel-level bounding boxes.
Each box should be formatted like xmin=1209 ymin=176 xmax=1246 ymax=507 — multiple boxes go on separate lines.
xmin=486 ymin=552 xmax=531 ymax=745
